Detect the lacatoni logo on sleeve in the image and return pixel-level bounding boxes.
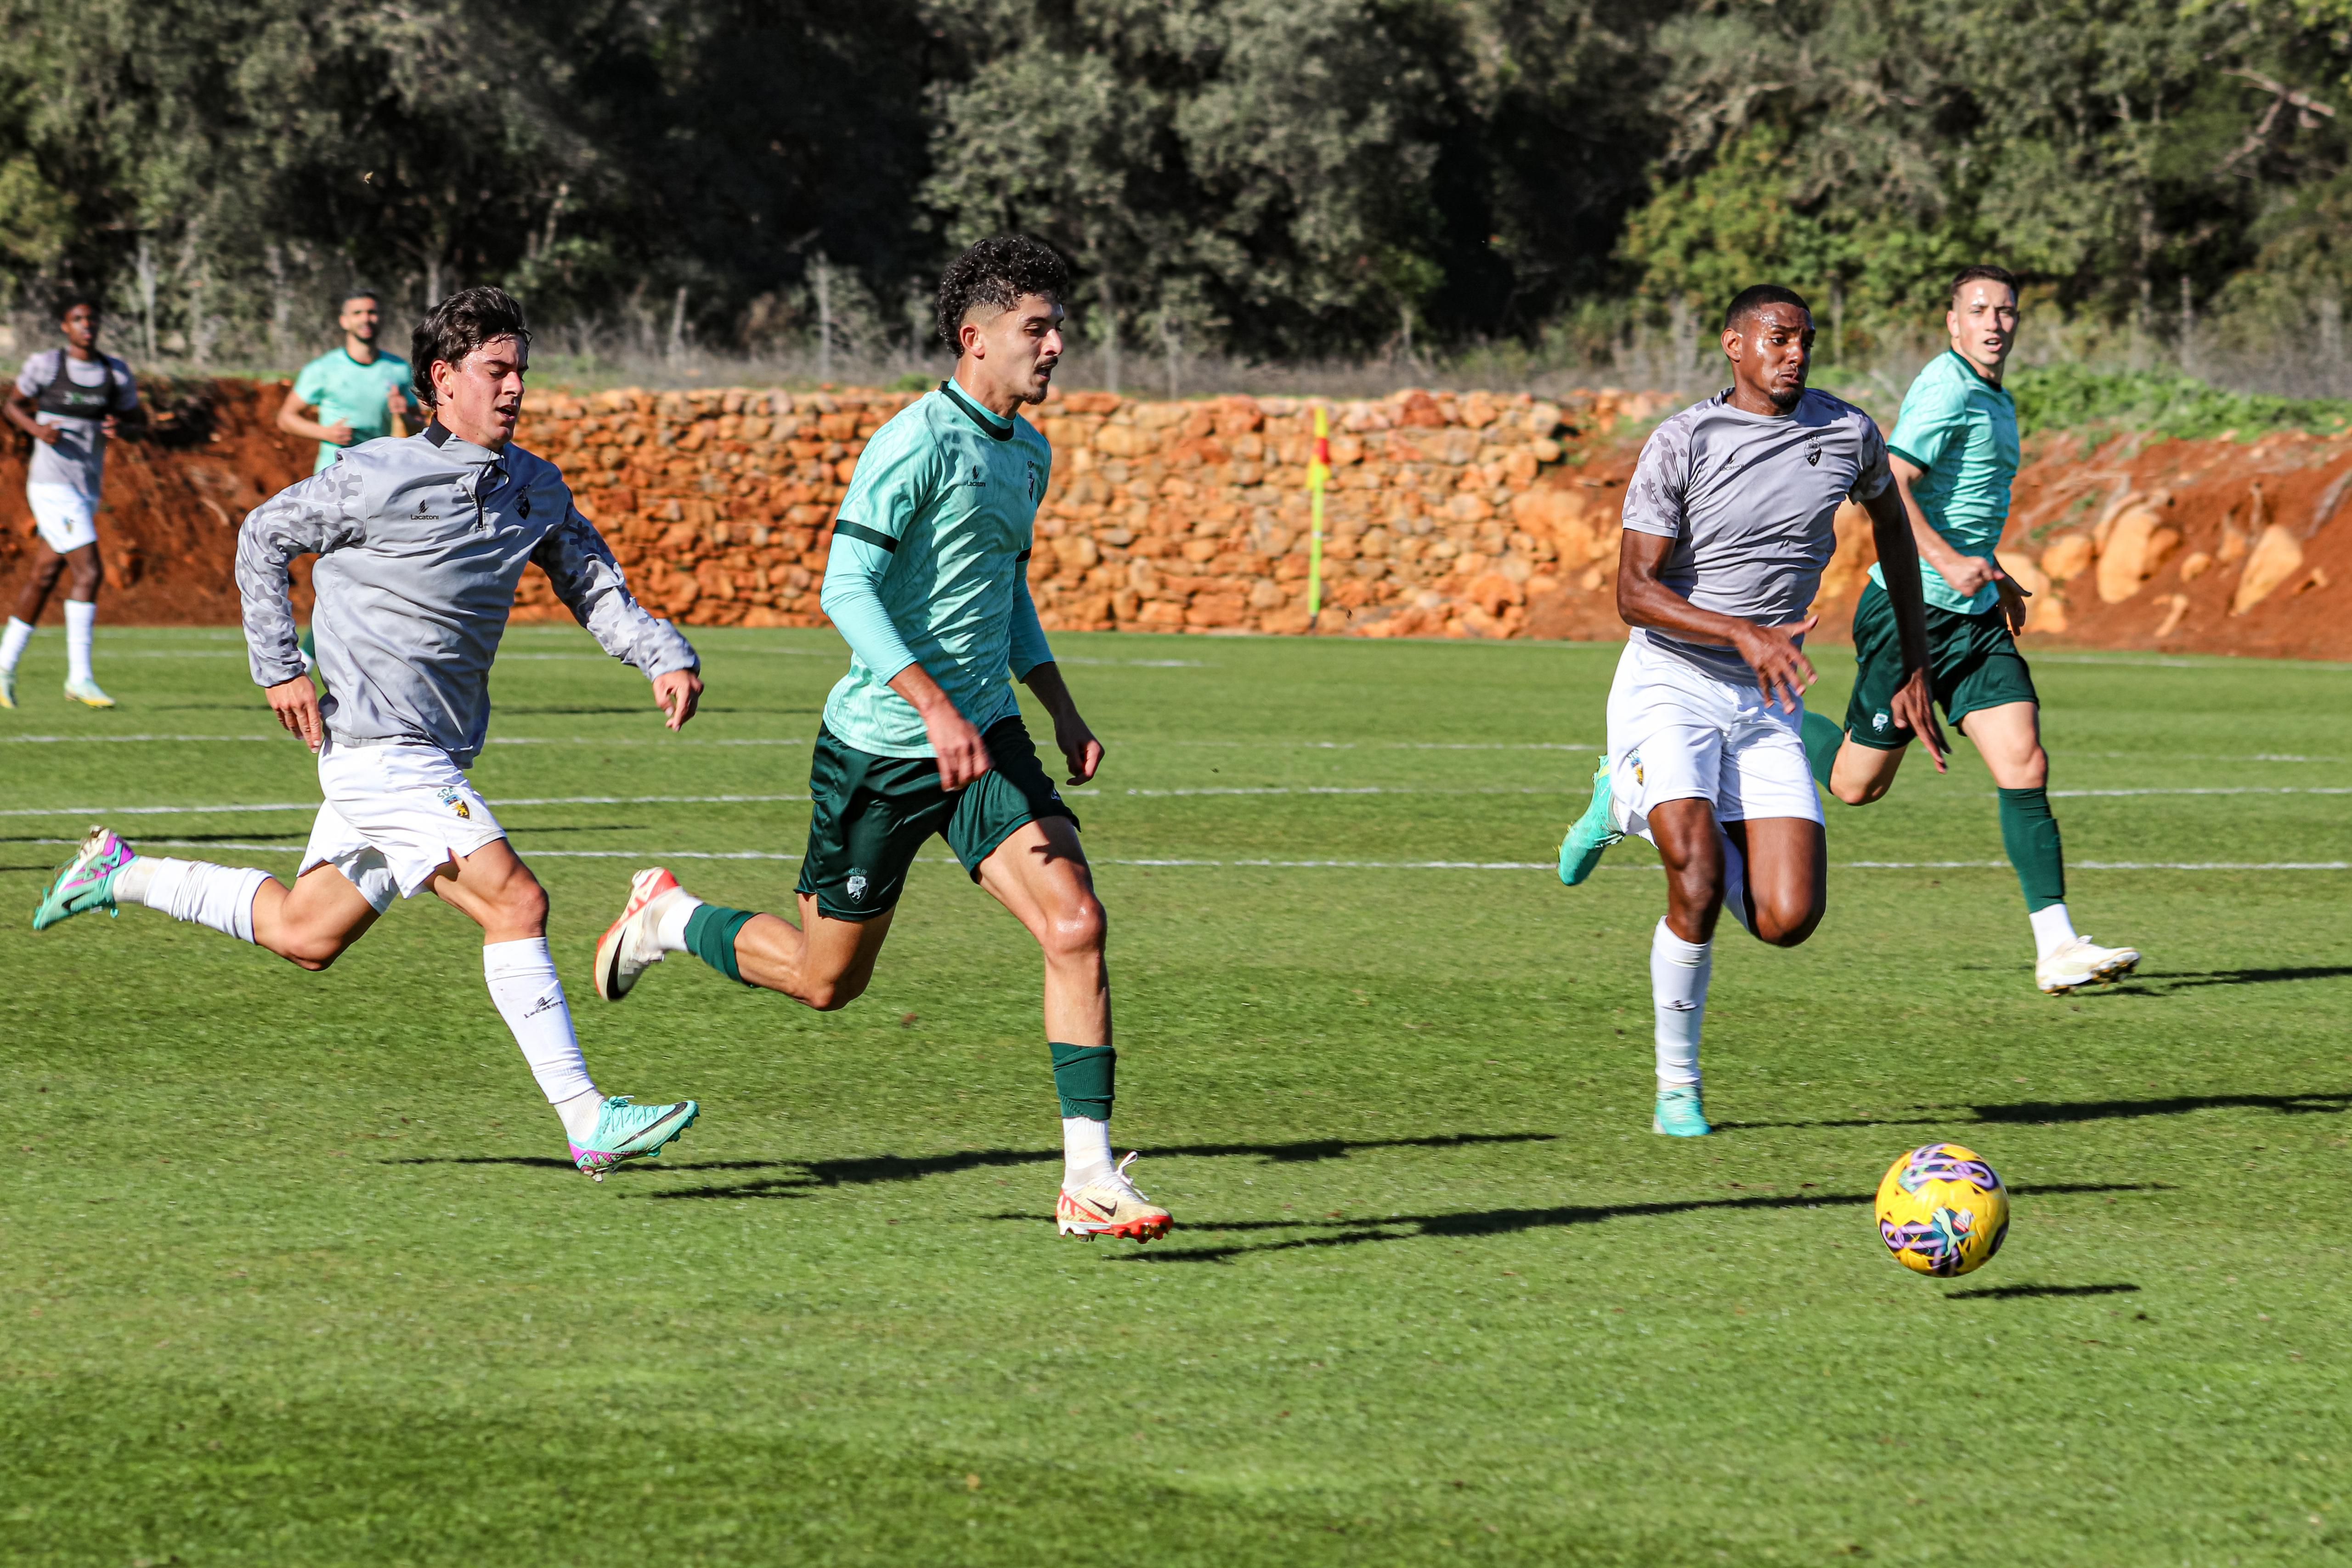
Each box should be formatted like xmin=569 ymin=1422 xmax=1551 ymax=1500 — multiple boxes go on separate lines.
xmin=437 ymin=785 xmax=473 ymax=820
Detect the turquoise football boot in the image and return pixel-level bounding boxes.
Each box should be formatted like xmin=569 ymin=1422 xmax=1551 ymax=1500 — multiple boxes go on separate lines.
xmin=1652 ymin=1084 xmax=1712 ymax=1138
xmin=33 ymin=825 xmax=134 ymax=930
xmin=1557 ymin=755 xmax=1623 ymax=886
xmin=569 ymin=1095 xmax=701 ymax=1181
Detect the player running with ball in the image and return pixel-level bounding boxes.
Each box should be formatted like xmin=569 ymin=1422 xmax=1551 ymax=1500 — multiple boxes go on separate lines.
xmin=33 ymin=287 xmax=707 ymax=1179
xmin=590 ymin=235 xmax=1170 ymax=1242
xmin=1556 ymin=285 xmax=1943 ymax=1137
xmin=1799 ymin=265 xmax=2140 ymax=995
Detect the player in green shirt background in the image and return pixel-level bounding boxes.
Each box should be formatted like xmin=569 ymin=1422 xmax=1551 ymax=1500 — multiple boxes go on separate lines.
xmin=1802 ymin=264 xmax=2142 ymax=995
xmin=277 ymin=288 xmax=417 ymax=472
xmin=588 ymin=236 xmax=1170 ymax=1243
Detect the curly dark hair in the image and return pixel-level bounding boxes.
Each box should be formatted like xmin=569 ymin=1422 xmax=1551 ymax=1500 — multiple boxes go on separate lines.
xmin=412 ymin=286 xmax=532 ymax=406
xmin=934 ymin=235 xmax=1068 ymax=352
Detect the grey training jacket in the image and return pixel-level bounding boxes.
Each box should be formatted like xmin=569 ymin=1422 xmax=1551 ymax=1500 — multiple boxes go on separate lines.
xmin=237 ymin=421 xmax=696 ymax=767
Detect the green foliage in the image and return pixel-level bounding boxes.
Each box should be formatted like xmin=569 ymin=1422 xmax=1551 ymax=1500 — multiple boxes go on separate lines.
xmin=3 ymin=627 xmax=2349 ymax=1563
xmin=2008 ymin=362 xmax=2352 ymax=439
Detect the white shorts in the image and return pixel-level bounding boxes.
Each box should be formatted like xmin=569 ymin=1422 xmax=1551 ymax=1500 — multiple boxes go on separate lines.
xmin=299 ymin=737 xmax=508 ymax=913
xmin=1604 ymin=636 xmax=1823 ymax=843
xmin=26 ymin=483 xmax=97 ymax=554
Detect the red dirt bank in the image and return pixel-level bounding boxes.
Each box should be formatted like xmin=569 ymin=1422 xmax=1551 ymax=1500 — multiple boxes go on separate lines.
xmin=2 ymin=379 xmax=2344 ymax=661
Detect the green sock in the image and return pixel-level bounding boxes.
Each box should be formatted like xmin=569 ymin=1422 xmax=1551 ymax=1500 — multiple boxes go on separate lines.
xmin=684 ymin=903 xmax=759 ymax=985
xmin=1049 ymin=1042 xmax=1115 ymax=1121
xmin=1800 ymin=709 xmax=1846 ymax=792
xmin=1997 ymin=787 xmax=2066 ymax=912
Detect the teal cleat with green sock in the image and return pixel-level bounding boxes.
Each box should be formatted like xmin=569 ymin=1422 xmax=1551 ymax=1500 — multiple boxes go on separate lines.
xmin=1652 ymin=1084 xmax=1712 ymax=1137
xmin=1557 ymin=756 xmax=1623 ymax=887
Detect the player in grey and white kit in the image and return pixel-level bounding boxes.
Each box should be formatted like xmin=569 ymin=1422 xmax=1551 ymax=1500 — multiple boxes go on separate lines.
xmin=0 ymin=298 xmax=142 ymax=709
xmin=1557 ymin=285 xmax=1943 ymax=1136
xmin=33 ymin=287 xmax=706 ymax=1179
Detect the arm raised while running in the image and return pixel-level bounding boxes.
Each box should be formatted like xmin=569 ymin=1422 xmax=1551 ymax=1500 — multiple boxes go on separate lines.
xmin=237 ymin=466 xmax=366 ymax=751
xmin=536 ymin=503 xmax=704 ymax=730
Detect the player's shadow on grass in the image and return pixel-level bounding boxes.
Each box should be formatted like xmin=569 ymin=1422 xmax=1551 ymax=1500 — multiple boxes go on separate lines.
xmin=1714 ymin=1089 xmax=2351 ymax=1133
xmin=2108 ymin=964 xmax=2352 ymax=993
xmin=475 ymin=1130 xmax=1562 ymax=1200
xmin=1099 ymin=1180 xmax=2163 ymax=1265
xmin=1941 ymin=1282 xmax=2139 ymax=1300
xmin=0 ymin=831 xmax=303 ymax=849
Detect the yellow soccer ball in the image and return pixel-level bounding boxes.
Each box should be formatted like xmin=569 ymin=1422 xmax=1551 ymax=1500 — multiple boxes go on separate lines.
xmin=1875 ymin=1142 xmax=2009 ymax=1277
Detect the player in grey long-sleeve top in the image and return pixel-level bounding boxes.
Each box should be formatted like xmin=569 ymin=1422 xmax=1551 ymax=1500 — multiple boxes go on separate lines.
xmin=33 ymin=287 xmax=707 ymax=1180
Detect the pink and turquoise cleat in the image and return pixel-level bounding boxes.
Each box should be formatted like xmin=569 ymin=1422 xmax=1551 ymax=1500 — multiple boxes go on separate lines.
xmin=34 ymin=825 xmax=134 ymax=930
xmin=569 ymin=1094 xmax=700 ymax=1181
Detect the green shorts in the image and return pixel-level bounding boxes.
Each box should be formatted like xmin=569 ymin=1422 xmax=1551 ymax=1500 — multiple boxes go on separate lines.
xmin=1843 ymin=579 xmax=2040 ymax=750
xmin=794 ymin=717 xmax=1080 ymax=921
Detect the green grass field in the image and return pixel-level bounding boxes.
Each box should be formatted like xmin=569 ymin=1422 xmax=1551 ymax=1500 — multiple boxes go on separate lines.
xmin=3 ymin=625 xmax=2347 ymax=1566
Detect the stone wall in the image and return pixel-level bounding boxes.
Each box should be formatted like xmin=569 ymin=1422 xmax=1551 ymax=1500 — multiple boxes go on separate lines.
xmin=510 ymin=384 xmax=1680 ymax=638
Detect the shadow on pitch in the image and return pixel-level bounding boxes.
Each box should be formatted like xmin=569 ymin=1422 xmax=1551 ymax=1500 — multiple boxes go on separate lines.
xmin=1095 ymin=1181 xmax=2165 ymax=1265
xmin=634 ymin=1131 xmax=1557 ymax=1201
xmin=2108 ymin=964 xmax=2352 ymax=994
xmin=1942 ymin=1282 xmax=2140 ymax=1300
xmin=1714 ymin=1089 xmax=2351 ymax=1133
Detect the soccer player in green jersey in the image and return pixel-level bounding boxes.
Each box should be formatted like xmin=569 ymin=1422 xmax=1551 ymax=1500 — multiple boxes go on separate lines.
xmin=1800 ymin=264 xmax=2142 ymax=994
xmin=278 ymin=289 xmax=418 ymax=472
xmin=590 ymin=236 xmax=1170 ymax=1242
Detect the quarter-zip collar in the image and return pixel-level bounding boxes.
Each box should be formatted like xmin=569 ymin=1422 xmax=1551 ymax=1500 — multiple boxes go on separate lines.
xmin=423 ymin=420 xmax=510 ymax=500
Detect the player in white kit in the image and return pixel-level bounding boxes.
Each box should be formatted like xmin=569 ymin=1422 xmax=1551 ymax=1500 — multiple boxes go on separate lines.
xmin=1563 ymin=286 xmax=1943 ymax=1135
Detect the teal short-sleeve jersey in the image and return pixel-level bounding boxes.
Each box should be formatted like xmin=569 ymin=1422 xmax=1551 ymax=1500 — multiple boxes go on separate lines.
xmin=817 ymin=382 xmax=1055 ymax=758
xmin=293 ymin=349 xmax=418 ymax=472
xmin=1873 ymin=349 xmax=2020 ymax=615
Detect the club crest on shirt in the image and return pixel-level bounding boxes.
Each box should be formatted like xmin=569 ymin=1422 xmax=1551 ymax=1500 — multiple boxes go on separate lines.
xmin=1025 ymin=461 xmax=1042 ymax=502
xmin=438 ymin=785 xmax=472 ymax=820
xmin=845 ymin=869 xmax=869 ymax=903
xmin=1806 ymin=439 xmax=1823 ymax=466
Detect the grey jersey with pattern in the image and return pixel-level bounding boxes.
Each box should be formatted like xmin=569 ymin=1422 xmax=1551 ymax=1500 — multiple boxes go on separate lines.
xmin=1618 ymin=387 xmax=1890 ymax=683
xmin=236 ymin=423 xmax=697 ymax=767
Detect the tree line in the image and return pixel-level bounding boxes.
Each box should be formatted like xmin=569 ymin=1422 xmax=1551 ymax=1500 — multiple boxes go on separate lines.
xmin=1 ymin=0 xmax=2348 ymax=372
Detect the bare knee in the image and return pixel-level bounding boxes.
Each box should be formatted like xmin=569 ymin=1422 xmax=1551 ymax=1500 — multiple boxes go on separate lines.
xmin=1832 ymin=774 xmax=1890 ymax=807
xmin=801 ymin=971 xmax=870 ymax=1013
xmin=1751 ymin=897 xmax=1824 ymax=948
xmin=1040 ymin=894 xmax=1107 ymax=964
xmin=487 ymin=874 xmax=549 ymax=934
xmin=277 ymin=927 xmax=361 ymax=970
xmin=67 ymin=564 xmax=102 ymax=599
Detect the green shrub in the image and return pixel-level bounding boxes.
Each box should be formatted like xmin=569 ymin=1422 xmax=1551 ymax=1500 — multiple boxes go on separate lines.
xmin=2007 ymin=364 xmax=2352 ymax=440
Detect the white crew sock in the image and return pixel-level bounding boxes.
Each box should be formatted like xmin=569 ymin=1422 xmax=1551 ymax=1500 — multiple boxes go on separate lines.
xmin=1063 ymin=1116 xmax=1114 ymax=1189
xmin=653 ymin=888 xmax=704 ymax=952
xmin=482 ymin=939 xmax=599 ymax=1129
xmin=113 ymin=856 xmax=269 ymax=942
xmin=2029 ymin=902 xmax=2079 ymax=961
xmin=63 ymin=598 xmax=96 ymax=685
xmin=1651 ymin=917 xmax=1713 ymax=1087
xmin=0 ymin=616 xmax=32 ymax=674
xmin=1715 ymin=823 xmax=1753 ymax=936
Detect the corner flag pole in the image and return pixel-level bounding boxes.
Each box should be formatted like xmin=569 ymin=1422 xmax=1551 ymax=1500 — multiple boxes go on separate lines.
xmin=1306 ymin=405 xmax=1330 ymax=622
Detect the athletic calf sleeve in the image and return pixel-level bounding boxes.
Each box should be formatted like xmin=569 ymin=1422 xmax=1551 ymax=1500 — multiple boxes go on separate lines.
xmin=683 ymin=903 xmax=758 ymax=984
xmin=1800 ymin=709 xmax=1845 ymax=793
xmin=1049 ymin=1041 xmax=1116 ymax=1122
xmin=1997 ymin=786 xmax=2066 ymax=912
xmin=116 ymin=857 xmax=268 ymax=943
xmin=0 ymin=617 xmax=32 ymax=674
xmin=1650 ymin=918 xmax=1711 ymax=1086
xmin=482 ymin=938 xmax=596 ymax=1104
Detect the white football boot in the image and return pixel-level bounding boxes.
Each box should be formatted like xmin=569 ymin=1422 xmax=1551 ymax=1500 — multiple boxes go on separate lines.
xmin=62 ymin=676 xmax=115 ymax=708
xmin=1057 ymin=1152 xmax=1173 ymax=1241
xmin=2037 ymin=935 xmax=2141 ymax=994
xmin=594 ymin=866 xmax=686 ymax=1002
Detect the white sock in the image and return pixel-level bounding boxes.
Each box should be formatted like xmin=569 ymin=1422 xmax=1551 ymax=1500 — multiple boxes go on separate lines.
xmin=0 ymin=616 xmax=32 ymax=674
xmin=653 ymin=887 xmax=704 ymax=952
xmin=63 ymin=598 xmax=95 ymax=685
xmin=1063 ymin=1116 xmax=1114 ymax=1188
xmin=113 ymin=856 xmax=268 ymax=942
xmin=1651 ymin=917 xmax=1713 ymax=1087
xmin=553 ymin=1089 xmax=605 ymax=1144
xmin=1715 ymin=823 xmax=1753 ymax=936
xmin=481 ymin=938 xmax=599 ymax=1123
xmin=2030 ymin=902 xmax=2078 ymax=961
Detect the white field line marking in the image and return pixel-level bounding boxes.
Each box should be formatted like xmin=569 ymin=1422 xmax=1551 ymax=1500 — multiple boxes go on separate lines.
xmin=0 ymin=733 xmax=278 ymax=745
xmin=0 ymin=792 xmax=821 ymax=819
xmin=35 ymin=839 xmax=2346 ymax=874
xmin=2048 ymin=786 xmax=2352 ymax=797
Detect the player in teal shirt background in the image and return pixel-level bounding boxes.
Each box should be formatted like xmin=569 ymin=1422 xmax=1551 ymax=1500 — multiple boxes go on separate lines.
xmin=277 ymin=289 xmax=417 ymax=471
xmin=1804 ymin=264 xmax=2141 ymax=995
xmin=588 ymin=235 xmax=1171 ymax=1244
